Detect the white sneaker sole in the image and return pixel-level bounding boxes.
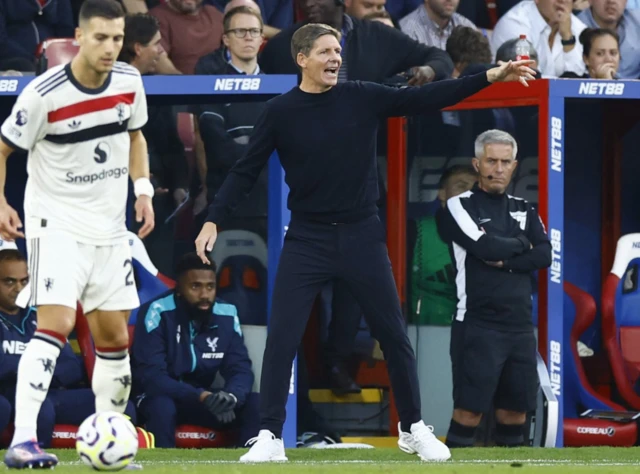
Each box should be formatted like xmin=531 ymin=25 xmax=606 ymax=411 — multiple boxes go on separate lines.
xmin=239 ymin=455 xmax=288 ymax=463
xmin=397 ymin=440 xmax=451 ymax=462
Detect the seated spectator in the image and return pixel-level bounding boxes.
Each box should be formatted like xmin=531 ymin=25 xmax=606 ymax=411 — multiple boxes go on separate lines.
xmin=445 ymin=25 xmax=492 ymax=77
xmin=491 ymin=0 xmax=587 ymax=78
xmin=0 ymin=0 xmax=74 ymax=73
xmin=118 ymin=13 xmax=190 ymax=276
xmin=259 ymin=0 xmax=453 ymax=84
xmin=455 ymin=0 xmax=521 ymax=31
xmin=150 ymin=0 xmax=224 ymax=74
xmin=0 ymin=250 xmax=137 ymax=447
xmin=131 ymin=253 xmax=258 ymax=448
xmin=561 ymin=28 xmax=619 ymax=79
xmin=345 ymin=0 xmax=387 ymax=19
xmin=578 ymin=0 xmax=640 ymax=79
xmin=364 ymin=10 xmax=396 ymax=28
xmin=409 ymin=165 xmax=477 ymax=325
xmin=223 ymin=0 xmax=284 ymax=39
xmin=123 ymin=0 xmax=291 ymax=39
xmin=400 ymin=0 xmax=477 ymax=50
xmin=191 ymin=6 xmax=268 ymax=239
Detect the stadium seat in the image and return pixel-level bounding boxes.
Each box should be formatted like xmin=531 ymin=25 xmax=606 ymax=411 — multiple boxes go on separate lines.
xmin=602 ymin=233 xmax=640 ymax=410
xmin=562 ymin=281 xmax=637 ymax=446
xmin=35 ymin=38 xmax=79 ymax=74
xmin=210 ymin=230 xmax=268 ymax=325
xmin=177 ymin=112 xmax=196 ymax=179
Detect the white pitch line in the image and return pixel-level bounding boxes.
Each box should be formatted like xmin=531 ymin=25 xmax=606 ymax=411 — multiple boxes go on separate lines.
xmin=59 ymin=459 xmax=640 ymax=467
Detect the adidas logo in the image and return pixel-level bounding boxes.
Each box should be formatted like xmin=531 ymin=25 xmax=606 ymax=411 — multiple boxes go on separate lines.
xmin=68 ymin=120 xmax=81 ymax=129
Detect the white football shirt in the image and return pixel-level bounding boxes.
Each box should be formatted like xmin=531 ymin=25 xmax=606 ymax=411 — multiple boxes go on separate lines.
xmin=0 ymin=61 xmax=148 ymax=245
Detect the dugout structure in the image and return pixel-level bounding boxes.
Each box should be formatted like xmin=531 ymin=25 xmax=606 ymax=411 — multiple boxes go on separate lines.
xmin=386 ymin=78 xmax=640 ymax=448
xmin=2 ymin=75 xmax=636 ymax=449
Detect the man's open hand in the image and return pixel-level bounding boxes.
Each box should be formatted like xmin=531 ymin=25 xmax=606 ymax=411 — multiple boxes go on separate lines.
xmin=0 ymin=200 xmax=24 ymax=241
xmin=195 ymin=222 xmax=218 ymax=264
xmin=135 ymin=195 xmax=155 ymax=239
xmin=487 ymin=60 xmax=537 ymax=87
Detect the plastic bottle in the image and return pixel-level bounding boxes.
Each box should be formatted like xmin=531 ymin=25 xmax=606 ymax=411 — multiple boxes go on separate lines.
xmin=515 ymin=34 xmax=531 ymax=61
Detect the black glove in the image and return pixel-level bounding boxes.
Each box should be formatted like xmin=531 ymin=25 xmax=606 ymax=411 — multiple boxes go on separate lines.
xmin=203 ymin=391 xmax=237 ymax=416
xmin=215 ymin=409 xmax=236 ymax=425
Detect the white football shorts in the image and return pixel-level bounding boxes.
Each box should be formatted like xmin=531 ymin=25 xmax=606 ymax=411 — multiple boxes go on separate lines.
xmin=26 ymin=232 xmax=140 ymax=313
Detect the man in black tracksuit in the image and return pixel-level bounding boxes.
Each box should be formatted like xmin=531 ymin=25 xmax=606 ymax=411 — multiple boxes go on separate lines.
xmin=438 ymin=130 xmax=552 ymax=449
xmin=195 ymin=23 xmax=535 ymax=462
xmin=259 ymin=0 xmax=454 ymax=394
xmin=192 ymin=6 xmax=269 ymax=241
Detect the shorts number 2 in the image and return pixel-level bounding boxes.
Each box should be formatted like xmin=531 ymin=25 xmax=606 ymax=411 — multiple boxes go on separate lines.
xmin=124 ymin=259 xmax=134 ymax=286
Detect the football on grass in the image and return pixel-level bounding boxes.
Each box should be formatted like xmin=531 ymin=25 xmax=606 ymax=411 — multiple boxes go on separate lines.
xmin=76 ymin=411 xmax=138 ymax=471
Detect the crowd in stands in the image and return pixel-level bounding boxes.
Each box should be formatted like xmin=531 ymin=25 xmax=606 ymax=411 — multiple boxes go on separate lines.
xmin=1 ymin=0 xmax=639 ymax=441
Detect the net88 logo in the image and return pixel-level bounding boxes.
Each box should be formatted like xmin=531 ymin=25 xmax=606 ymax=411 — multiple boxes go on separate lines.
xmin=0 ymin=80 xmax=18 ymax=93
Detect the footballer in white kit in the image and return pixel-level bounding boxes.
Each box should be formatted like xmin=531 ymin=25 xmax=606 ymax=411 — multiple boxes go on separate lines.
xmin=0 ymin=0 xmax=155 ymax=469
xmin=1 ymin=61 xmax=149 ymax=312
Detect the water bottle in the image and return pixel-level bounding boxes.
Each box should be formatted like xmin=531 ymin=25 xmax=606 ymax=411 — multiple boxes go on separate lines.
xmin=515 ymin=34 xmax=530 ymax=61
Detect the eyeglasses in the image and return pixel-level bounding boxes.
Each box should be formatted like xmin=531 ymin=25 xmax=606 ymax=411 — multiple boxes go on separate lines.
xmin=225 ymin=28 xmax=263 ymax=38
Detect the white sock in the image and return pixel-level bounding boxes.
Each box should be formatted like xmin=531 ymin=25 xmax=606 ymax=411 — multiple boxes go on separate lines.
xmin=92 ymin=349 xmax=131 ymax=414
xmin=11 ymin=332 xmax=64 ymax=446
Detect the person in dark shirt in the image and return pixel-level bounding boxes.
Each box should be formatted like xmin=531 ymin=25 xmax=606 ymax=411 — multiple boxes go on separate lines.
xmin=192 ymin=6 xmax=268 ymax=240
xmin=438 ymin=130 xmax=551 ymax=449
xmin=259 ymin=0 xmax=453 ymax=394
xmin=259 ymin=0 xmax=453 ymax=83
xmin=118 ymin=13 xmax=190 ymax=277
xmin=195 ymin=22 xmax=535 ymax=462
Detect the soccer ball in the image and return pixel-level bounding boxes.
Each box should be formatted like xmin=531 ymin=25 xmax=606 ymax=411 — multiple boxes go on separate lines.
xmin=76 ymin=411 xmax=139 ymax=471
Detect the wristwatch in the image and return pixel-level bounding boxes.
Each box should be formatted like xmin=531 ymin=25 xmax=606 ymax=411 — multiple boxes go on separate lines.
xmin=561 ymin=35 xmax=576 ymax=46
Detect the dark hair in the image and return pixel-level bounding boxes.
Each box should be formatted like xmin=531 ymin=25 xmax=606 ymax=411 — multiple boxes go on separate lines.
xmin=291 ymin=23 xmax=341 ymax=65
xmin=118 ymin=14 xmax=160 ymax=64
xmin=439 ymin=164 xmax=477 ymax=189
xmin=79 ymin=0 xmax=125 ymax=24
xmin=579 ymin=28 xmax=619 ymax=57
xmin=175 ymin=252 xmax=217 ymax=278
xmin=446 ymin=26 xmax=492 ymax=66
xmin=0 ymin=249 xmax=27 ymax=264
xmin=223 ymin=6 xmax=264 ymax=32
xmin=496 ymin=37 xmax=539 ymax=63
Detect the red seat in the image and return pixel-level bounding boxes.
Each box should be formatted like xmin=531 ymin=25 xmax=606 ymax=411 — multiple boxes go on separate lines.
xmin=35 ymin=38 xmax=79 ymax=74
xmin=563 ymin=282 xmax=636 ymax=447
xmin=602 ymin=233 xmax=640 ymax=410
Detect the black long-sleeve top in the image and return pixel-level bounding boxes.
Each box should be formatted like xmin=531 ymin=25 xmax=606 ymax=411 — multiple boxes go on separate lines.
xmin=206 ymin=72 xmax=491 ymax=226
xmin=438 ymin=184 xmax=552 ymax=331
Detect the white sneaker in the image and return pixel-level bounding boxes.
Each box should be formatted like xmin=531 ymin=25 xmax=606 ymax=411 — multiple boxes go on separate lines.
xmin=397 ymin=421 xmax=451 ymax=462
xmin=239 ymin=430 xmax=288 ymax=463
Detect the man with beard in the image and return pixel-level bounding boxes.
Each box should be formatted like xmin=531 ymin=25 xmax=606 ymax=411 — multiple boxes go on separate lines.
xmin=131 ymin=252 xmax=258 ymax=448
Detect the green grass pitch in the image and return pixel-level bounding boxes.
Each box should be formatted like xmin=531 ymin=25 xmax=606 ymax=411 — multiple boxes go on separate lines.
xmin=4 ymin=447 xmax=640 ymax=473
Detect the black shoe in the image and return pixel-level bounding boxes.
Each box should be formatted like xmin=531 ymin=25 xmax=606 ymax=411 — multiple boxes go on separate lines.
xmin=328 ymin=364 xmax=362 ymax=395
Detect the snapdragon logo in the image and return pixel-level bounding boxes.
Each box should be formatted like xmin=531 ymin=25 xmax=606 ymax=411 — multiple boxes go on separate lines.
xmin=66 ymin=166 xmax=129 ymax=184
